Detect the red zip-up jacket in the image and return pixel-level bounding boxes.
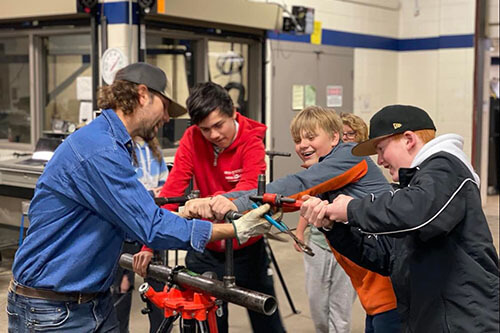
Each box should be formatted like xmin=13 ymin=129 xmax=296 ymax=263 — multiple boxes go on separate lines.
xmin=155 ymin=112 xmax=267 ymax=252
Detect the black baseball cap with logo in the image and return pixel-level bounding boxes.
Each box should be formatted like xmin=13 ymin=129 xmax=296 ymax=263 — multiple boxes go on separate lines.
xmin=352 ymin=104 xmax=436 ymax=156
xmin=114 ymin=62 xmax=186 ymax=117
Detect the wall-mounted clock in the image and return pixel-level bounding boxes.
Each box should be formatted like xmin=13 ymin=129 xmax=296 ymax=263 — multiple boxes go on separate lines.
xmin=101 ymin=47 xmax=128 ymax=85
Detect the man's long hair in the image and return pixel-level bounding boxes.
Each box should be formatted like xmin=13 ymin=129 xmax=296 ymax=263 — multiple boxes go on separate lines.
xmin=97 ymin=80 xmax=140 ymax=115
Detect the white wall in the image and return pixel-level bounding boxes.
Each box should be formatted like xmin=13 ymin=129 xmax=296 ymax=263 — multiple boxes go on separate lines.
xmin=315 ymin=0 xmax=401 ymax=121
xmin=306 ymin=0 xmax=400 ymax=37
xmin=268 ymin=0 xmax=477 ymax=158
xmin=265 ymin=0 xmax=401 ymax=117
xmin=353 ymin=48 xmax=399 ymax=125
xmin=397 ymin=0 xmax=476 ymax=156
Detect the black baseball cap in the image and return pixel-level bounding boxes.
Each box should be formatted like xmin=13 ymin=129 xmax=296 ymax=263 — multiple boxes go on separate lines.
xmin=352 ymin=105 xmax=436 ymax=156
xmin=114 ymin=62 xmax=187 ymax=117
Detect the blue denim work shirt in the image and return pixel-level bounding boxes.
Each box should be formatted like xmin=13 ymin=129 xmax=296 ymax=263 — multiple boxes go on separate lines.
xmin=12 ymin=109 xmax=212 ymax=293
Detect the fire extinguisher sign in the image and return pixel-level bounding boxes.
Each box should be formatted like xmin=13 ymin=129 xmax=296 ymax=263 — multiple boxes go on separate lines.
xmin=326 ymin=85 xmax=343 ymax=108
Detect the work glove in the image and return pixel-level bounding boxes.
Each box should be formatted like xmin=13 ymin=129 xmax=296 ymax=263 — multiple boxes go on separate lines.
xmin=232 ymin=204 xmax=279 ymax=245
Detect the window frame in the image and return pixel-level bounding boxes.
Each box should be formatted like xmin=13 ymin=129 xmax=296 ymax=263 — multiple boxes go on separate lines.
xmin=0 ymin=27 xmax=90 ymax=151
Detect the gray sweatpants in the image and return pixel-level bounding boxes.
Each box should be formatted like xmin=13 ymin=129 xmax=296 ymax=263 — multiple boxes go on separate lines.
xmin=304 ymin=240 xmax=357 ymax=333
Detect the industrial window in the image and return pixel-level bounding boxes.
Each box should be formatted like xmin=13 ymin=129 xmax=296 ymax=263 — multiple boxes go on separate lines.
xmin=0 ymin=29 xmax=90 ymax=150
xmin=0 ymin=36 xmax=30 ymax=144
xmin=41 ymin=34 xmax=92 ymax=136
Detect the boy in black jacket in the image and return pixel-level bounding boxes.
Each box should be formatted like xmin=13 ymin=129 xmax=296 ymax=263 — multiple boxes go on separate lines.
xmin=301 ymin=105 xmax=499 ymax=332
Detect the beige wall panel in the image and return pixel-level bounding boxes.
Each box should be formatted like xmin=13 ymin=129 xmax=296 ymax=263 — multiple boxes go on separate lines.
xmin=107 ymin=24 xmax=139 ymax=64
xmin=158 ymin=0 xmax=282 ymax=30
xmin=397 ymin=48 xmax=475 ymax=158
xmin=399 ymin=0 xmax=475 ymax=38
xmin=0 ymin=0 xmax=76 ymax=20
xmin=353 ymin=48 xmax=398 ymax=124
xmin=397 ymin=51 xmax=439 ymax=112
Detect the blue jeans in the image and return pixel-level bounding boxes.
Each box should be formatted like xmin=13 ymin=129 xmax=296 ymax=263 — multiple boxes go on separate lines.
xmin=7 ymin=290 xmax=119 ymax=332
xmin=365 ymin=309 xmax=401 ymax=333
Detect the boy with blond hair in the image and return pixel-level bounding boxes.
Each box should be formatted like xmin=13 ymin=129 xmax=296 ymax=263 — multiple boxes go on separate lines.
xmin=291 ymin=107 xmax=357 ymax=333
xmin=290 ymin=106 xmax=400 ymax=333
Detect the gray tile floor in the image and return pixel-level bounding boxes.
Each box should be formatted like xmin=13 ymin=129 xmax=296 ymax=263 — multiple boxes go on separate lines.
xmin=1 ymin=195 xmax=498 ymax=332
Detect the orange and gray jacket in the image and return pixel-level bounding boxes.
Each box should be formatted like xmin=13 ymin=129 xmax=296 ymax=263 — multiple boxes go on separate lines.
xmin=225 ymin=142 xmax=398 ymax=315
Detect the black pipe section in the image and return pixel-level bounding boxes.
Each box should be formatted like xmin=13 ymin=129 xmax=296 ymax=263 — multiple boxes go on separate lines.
xmin=257 ymin=174 xmax=266 ymax=196
xmin=249 ymin=195 xmax=297 ymax=205
xmin=257 ymin=173 xmax=300 ymax=314
xmin=90 ymin=13 xmax=99 ymax=110
xmin=154 ymin=196 xmax=190 ymax=206
xmin=138 ymin=10 xmax=145 ymax=62
xmin=154 ymin=190 xmax=200 ymax=206
xmin=223 ymin=217 xmax=235 ymax=288
xmin=224 ymin=211 xmax=243 ymax=220
xmin=119 ymin=254 xmax=277 ymax=315
xmin=265 ymin=151 xmax=291 ymax=158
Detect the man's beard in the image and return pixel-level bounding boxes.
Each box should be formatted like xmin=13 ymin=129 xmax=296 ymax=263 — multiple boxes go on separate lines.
xmin=139 ymin=122 xmax=160 ymax=141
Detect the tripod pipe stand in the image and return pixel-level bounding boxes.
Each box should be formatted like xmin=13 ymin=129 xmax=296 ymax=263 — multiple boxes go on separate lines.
xmin=260 ymin=152 xmax=300 ymax=314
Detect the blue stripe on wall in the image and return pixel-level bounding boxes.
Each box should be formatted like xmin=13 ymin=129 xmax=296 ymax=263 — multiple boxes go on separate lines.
xmin=398 ymin=36 xmax=439 ymax=50
xmin=267 ymin=31 xmax=312 ymax=44
xmin=398 ymin=34 xmax=474 ymax=50
xmin=322 ymin=29 xmax=398 ymax=50
xmin=268 ymin=29 xmax=474 ymax=51
xmin=100 ymin=2 xmax=139 ymax=25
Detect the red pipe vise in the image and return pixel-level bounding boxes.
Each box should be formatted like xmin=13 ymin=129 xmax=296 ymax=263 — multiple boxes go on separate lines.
xmin=139 ymin=282 xmax=219 ymax=332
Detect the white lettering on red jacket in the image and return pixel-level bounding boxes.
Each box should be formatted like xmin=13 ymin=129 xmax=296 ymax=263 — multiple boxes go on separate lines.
xmin=224 ymin=169 xmax=243 ymax=183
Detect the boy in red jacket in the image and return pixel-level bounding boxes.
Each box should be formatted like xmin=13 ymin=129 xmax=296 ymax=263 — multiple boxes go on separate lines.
xmin=134 ymin=82 xmax=285 ymax=333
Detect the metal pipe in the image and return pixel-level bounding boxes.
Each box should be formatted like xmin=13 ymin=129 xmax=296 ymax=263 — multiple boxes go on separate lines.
xmin=119 ymin=254 xmax=277 ymax=315
xmin=154 ymin=196 xmax=190 ymax=206
xmin=224 ymin=211 xmax=243 ymax=220
xmin=100 ymin=13 xmax=107 ymax=88
xmin=100 ymin=13 xmax=107 ymax=55
xmin=154 ymin=190 xmax=200 ymax=206
xmin=90 ymin=13 xmax=99 ymax=110
xmin=223 ymin=224 xmax=235 ymax=288
xmin=257 ymin=174 xmax=266 ymax=195
xmin=257 ymin=173 xmax=300 ymax=313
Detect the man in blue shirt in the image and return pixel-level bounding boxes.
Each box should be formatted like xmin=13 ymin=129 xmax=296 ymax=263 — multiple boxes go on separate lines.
xmin=7 ymin=63 xmax=273 ymax=332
